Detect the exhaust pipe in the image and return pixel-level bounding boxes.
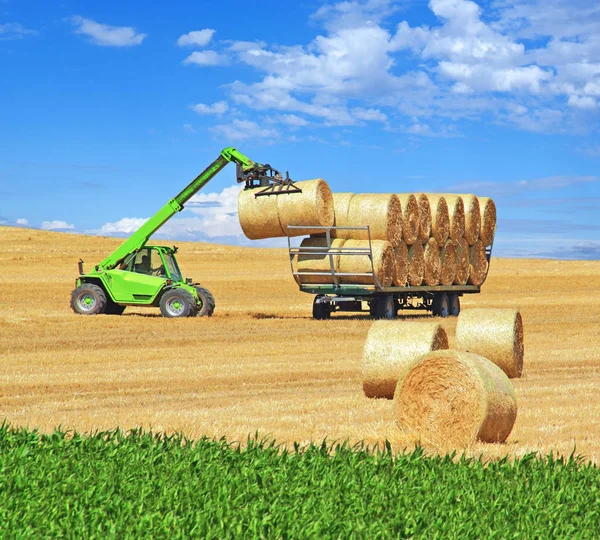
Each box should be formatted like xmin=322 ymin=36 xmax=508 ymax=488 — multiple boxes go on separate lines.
xmin=78 ymin=259 xmax=84 ymax=275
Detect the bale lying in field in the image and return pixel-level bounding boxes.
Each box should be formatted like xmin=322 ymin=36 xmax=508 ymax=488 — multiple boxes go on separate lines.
xmin=461 ymin=194 xmax=481 ymax=246
xmin=442 ymin=195 xmax=465 ymax=244
xmin=330 ymin=192 xmax=355 ymax=240
xmin=454 ymin=238 xmax=470 ymax=285
xmin=424 ymin=195 xmax=450 ymax=247
xmin=394 ymin=350 xmax=518 ymax=446
xmin=396 ymin=194 xmax=420 ymax=246
xmin=346 ymin=194 xmax=402 ymax=247
xmin=439 ymin=240 xmax=457 ymax=286
xmin=296 ymin=237 xmax=347 ymax=284
xmin=338 ymin=239 xmax=394 ymax=286
xmin=416 ymin=193 xmax=432 ymax=244
xmin=407 ymin=242 xmax=424 ymax=286
xmin=362 ymin=321 xmax=449 ymax=399
xmin=423 ymin=238 xmax=441 ymax=286
xmin=393 ymin=242 xmax=408 ymax=287
xmin=456 ymin=309 xmax=524 ymax=378
xmin=468 ymin=240 xmax=488 ymax=286
xmin=479 ymin=197 xmax=497 ymax=247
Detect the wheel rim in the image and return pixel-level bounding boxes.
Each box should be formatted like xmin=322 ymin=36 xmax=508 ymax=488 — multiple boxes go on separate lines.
xmin=385 ymin=297 xmax=395 ymax=319
xmin=77 ymin=293 xmax=96 ymax=312
xmin=450 ymin=296 xmax=460 ymax=316
xmin=166 ymin=297 xmax=185 ymax=316
xmin=440 ymin=296 xmax=449 ymax=317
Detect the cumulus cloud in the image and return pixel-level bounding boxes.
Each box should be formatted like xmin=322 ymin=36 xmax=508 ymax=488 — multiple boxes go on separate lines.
xmin=0 ymin=23 xmax=38 ymax=40
xmin=177 ymin=29 xmax=215 ymax=47
xmin=41 ymin=220 xmax=75 ymax=230
xmin=183 ymin=50 xmax=228 ymax=66
xmin=99 ymin=217 xmax=148 ymax=234
xmin=211 ymin=119 xmax=279 ymax=141
xmin=70 ymin=16 xmax=146 ymax=47
xmin=16 ymin=218 xmax=28 ymax=225
xmin=192 ymin=101 xmax=229 ymax=115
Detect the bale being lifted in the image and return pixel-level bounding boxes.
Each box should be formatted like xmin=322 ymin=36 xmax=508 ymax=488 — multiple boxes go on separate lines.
xmin=362 ymin=321 xmax=449 ymax=399
xmin=394 ymin=350 xmax=518 ymax=446
xmin=238 ymin=189 xmax=284 ymax=239
xmin=346 ymin=194 xmax=402 ymax=247
xmin=456 ymin=309 xmax=524 ymax=378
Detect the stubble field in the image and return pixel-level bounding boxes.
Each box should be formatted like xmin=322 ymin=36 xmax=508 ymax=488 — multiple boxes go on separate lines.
xmin=1 ymin=226 xmax=599 ymax=461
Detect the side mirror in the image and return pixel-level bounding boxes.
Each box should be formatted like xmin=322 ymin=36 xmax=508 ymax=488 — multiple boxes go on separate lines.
xmin=186 ymin=278 xmax=192 ymax=284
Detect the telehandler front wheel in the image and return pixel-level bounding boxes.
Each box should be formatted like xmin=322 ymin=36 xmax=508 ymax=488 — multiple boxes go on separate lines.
xmin=194 ymin=287 xmax=215 ymax=317
xmin=160 ymin=289 xmax=197 ymax=318
xmin=71 ymin=283 xmax=108 ymax=315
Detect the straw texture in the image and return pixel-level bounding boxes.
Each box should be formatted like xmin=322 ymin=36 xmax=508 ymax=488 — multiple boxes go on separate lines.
xmin=394 ymin=350 xmax=517 ymax=446
xmin=238 ymin=188 xmax=285 ymax=240
xmin=338 ymin=239 xmax=394 ymax=286
xmin=407 ymin=242 xmax=424 ymax=286
xmin=393 ymin=242 xmax=409 ymax=287
xmin=439 ymin=240 xmax=457 ymax=286
xmin=296 ymin=237 xmax=347 ymax=285
xmin=461 ymin=194 xmax=481 ymax=246
xmin=277 ymin=179 xmax=334 ymax=237
xmin=396 ymin=194 xmax=420 ymax=246
xmin=330 ymin=192 xmax=355 ymax=240
xmin=362 ymin=321 xmax=449 ymax=399
xmin=468 ymin=239 xmax=488 ymax=286
xmin=456 ymin=309 xmax=524 ymax=378
xmin=423 ymin=237 xmax=441 ymax=286
xmin=346 ymin=194 xmax=402 ymax=247
xmin=454 ymin=238 xmax=470 ymax=286
xmin=442 ymin=195 xmax=466 ymax=244
xmin=416 ymin=193 xmax=432 ymax=244
xmin=479 ymin=197 xmax=497 ymax=247
xmin=425 ymin=195 xmax=450 ymax=247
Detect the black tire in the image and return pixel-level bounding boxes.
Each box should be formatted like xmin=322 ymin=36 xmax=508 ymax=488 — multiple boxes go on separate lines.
xmin=194 ymin=287 xmax=215 ymax=317
xmin=374 ymin=295 xmax=396 ymax=320
xmin=105 ymin=301 xmax=126 ymax=315
xmin=313 ymin=295 xmax=331 ymax=320
xmin=159 ymin=289 xmax=196 ymax=318
xmin=71 ymin=283 xmax=108 ymax=315
xmin=449 ymin=294 xmax=460 ymax=317
xmin=432 ymin=293 xmax=450 ymax=318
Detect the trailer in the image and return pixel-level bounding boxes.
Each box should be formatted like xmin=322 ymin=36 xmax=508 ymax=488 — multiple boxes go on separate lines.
xmin=288 ymin=226 xmax=493 ymax=320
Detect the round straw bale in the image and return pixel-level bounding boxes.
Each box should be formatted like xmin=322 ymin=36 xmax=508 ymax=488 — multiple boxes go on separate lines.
xmin=407 ymin=242 xmax=424 ymax=286
xmin=330 ymin=192 xmax=355 ymax=240
xmin=423 ymin=237 xmax=441 ymax=286
xmin=416 ymin=193 xmax=432 ymax=244
xmin=454 ymin=238 xmax=470 ymax=285
xmin=439 ymin=240 xmax=457 ymax=286
xmin=456 ymin=309 xmax=524 ymax=378
xmin=441 ymin=195 xmax=465 ymax=244
xmin=396 ymin=194 xmax=420 ymax=246
xmin=277 ymin=179 xmax=334 ymax=237
xmin=461 ymin=194 xmax=481 ymax=246
xmin=468 ymin=239 xmax=488 ymax=286
xmin=296 ymin=237 xmax=347 ymax=285
xmin=362 ymin=321 xmax=449 ymax=399
xmin=424 ymin=195 xmax=449 ymax=247
xmin=393 ymin=242 xmax=409 ymax=287
xmin=238 ymin=188 xmax=285 ymax=239
xmin=338 ymin=239 xmax=394 ymax=286
xmin=394 ymin=350 xmax=517 ymax=446
xmin=346 ymin=194 xmax=402 ymax=247
xmin=479 ymin=197 xmax=497 ymax=247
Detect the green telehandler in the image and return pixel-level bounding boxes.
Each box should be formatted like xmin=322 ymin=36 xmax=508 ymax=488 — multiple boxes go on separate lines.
xmin=71 ymin=147 xmax=300 ymax=318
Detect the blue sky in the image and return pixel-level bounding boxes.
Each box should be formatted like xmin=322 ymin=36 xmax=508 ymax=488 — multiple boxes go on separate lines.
xmin=1 ymin=0 xmax=599 ymax=258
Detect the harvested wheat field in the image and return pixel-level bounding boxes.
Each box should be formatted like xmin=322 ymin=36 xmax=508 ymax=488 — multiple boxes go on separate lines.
xmin=1 ymin=226 xmax=600 ymax=461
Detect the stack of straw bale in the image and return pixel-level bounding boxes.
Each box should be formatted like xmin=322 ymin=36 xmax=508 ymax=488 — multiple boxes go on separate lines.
xmin=296 ymin=237 xmax=347 ymax=285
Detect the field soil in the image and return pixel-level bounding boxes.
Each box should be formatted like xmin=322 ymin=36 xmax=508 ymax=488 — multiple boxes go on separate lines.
xmin=1 ymin=226 xmax=599 ymax=460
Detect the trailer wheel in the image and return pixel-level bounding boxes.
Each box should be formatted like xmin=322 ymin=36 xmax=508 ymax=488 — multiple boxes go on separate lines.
xmin=312 ymin=295 xmax=331 ymax=320
xmin=449 ymin=294 xmax=460 ymax=317
xmin=432 ymin=293 xmax=450 ymax=318
xmin=71 ymin=283 xmax=107 ymax=315
xmin=160 ymin=289 xmax=196 ymax=318
xmin=374 ymin=295 xmax=396 ymax=320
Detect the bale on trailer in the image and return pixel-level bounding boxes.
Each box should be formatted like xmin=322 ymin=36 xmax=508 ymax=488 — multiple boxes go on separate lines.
xmin=346 ymin=194 xmax=402 ymax=247
xmin=461 ymin=194 xmax=481 ymax=246
xmin=424 ymin=195 xmax=450 ymax=247
xmin=407 ymin=242 xmax=424 ymax=286
xmin=479 ymin=197 xmax=497 ymax=247
xmin=468 ymin=239 xmax=488 ymax=286
xmin=396 ymin=194 xmax=420 ymax=246
xmin=362 ymin=321 xmax=448 ymax=399
xmin=439 ymin=240 xmax=457 ymax=286
xmin=330 ymin=192 xmax=355 ymax=240
xmin=277 ymin=179 xmax=335 ymax=237
xmin=238 ymin=189 xmax=284 ymax=239
xmin=338 ymin=239 xmax=394 ymax=286
xmin=454 ymin=238 xmax=470 ymax=286
xmin=393 ymin=242 xmax=409 ymax=287
xmin=296 ymin=237 xmax=347 ymax=285
xmin=394 ymin=350 xmax=517 ymax=446
xmin=456 ymin=309 xmax=524 ymax=378
xmin=423 ymin=237 xmax=441 ymax=286
xmin=441 ymin=195 xmax=465 ymax=244
xmin=416 ymin=194 xmax=432 ymax=244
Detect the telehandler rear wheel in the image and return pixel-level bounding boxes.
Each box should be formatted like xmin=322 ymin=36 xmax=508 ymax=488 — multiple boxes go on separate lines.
xmin=194 ymin=287 xmax=215 ymax=317
xmin=159 ymin=289 xmax=196 ymax=318
xmin=71 ymin=283 xmax=107 ymax=315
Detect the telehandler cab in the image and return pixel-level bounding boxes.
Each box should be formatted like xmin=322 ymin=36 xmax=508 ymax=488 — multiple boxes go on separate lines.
xmin=71 ymin=147 xmax=299 ymax=318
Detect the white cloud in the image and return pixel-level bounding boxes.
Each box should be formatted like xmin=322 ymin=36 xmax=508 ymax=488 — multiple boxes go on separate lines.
xmin=177 ymin=29 xmax=215 ymax=47
xmin=211 ymin=119 xmax=279 ymax=141
xmin=277 ymin=114 xmax=310 ymax=126
xmin=99 ymin=217 xmax=148 ymax=234
xmin=16 ymin=218 xmax=28 ymax=225
xmin=70 ymin=16 xmax=146 ymax=47
xmin=568 ymin=95 xmax=597 ymax=109
xmin=183 ymin=50 xmax=228 ymax=66
xmin=41 ymin=220 xmax=75 ymax=230
xmin=352 ymin=107 xmax=387 ymax=122
xmin=192 ymin=101 xmax=229 ymax=115
xmin=0 ymin=23 xmax=37 ymax=40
